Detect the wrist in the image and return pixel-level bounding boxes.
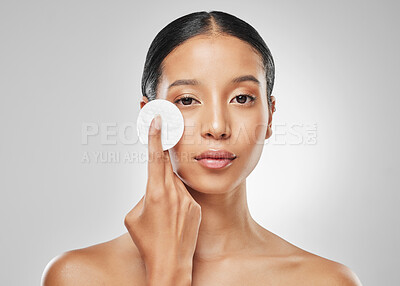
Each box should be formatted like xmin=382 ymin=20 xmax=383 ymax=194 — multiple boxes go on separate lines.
xmin=145 ymin=260 xmax=192 ymax=286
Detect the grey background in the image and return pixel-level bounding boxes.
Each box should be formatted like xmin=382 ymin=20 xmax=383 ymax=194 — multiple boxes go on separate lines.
xmin=1 ymin=0 xmax=399 ymax=285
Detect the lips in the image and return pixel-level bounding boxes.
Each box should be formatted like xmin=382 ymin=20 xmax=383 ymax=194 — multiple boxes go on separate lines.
xmin=194 ymin=149 xmax=237 ymax=169
xmin=194 ymin=149 xmax=237 ymax=160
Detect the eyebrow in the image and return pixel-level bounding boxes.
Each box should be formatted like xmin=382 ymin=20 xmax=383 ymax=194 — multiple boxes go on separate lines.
xmin=231 ymin=75 xmax=260 ymax=85
xmin=167 ymin=74 xmax=260 ymax=90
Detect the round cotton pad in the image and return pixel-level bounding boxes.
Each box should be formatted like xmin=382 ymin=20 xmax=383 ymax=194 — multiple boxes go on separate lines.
xmin=136 ymin=99 xmax=184 ymax=151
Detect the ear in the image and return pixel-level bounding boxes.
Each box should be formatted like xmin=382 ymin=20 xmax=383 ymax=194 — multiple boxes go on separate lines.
xmin=140 ymin=96 xmax=149 ymax=109
xmin=265 ymin=95 xmax=276 ymax=140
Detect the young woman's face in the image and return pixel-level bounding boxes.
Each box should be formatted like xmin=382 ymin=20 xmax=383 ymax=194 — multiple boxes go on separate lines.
xmin=143 ymin=35 xmax=275 ymax=194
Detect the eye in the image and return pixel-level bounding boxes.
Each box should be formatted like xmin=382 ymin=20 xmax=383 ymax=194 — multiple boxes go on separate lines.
xmin=174 ymin=95 xmax=200 ymax=106
xmin=231 ymin=94 xmax=256 ymax=105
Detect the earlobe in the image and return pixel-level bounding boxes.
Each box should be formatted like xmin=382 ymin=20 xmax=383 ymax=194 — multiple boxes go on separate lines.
xmin=140 ymin=96 xmax=149 ymax=109
xmin=265 ymin=96 xmax=276 ymax=140
xmin=265 ymin=124 xmax=272 ymax=140
xmin=270 ymin=96 xmax=276 ymax=113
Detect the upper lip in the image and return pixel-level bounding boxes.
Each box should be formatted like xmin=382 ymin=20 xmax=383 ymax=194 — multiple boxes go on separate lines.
xmin=194 ymin=149 xmax=237 ymax=160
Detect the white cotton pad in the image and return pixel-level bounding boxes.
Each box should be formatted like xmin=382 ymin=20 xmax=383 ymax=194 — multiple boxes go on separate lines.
xmin=136 ymin=99 xmax=184 ymax=151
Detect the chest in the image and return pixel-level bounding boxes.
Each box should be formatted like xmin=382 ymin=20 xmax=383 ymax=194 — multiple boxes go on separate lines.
xmin=191 ymin=258 xmax=302 ymax=286
xmin=106 ymin=256 xmax=306 ymax=286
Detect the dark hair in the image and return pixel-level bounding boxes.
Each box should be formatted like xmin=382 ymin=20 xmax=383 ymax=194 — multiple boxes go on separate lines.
xmin=141 ymin=10 xmax=275 ymax=111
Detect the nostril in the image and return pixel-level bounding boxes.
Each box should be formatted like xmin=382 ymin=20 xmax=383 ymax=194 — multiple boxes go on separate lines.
xmin=204 ymin=131 xmax=229 ymax=140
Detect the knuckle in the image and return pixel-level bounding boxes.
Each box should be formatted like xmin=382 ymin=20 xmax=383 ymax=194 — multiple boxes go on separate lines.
xmin=146 ymin=191 xmax=164 ymax=204
xmin=124 ymin=213 xmax=136 ymax=229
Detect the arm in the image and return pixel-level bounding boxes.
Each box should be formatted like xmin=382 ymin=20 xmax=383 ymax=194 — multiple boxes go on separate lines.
xmin=124 ymin=115 xmax=201 ymax=286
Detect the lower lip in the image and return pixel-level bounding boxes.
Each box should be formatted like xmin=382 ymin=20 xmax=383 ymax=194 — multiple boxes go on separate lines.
xmin=195 ymin=158 xmax=235 ymax=169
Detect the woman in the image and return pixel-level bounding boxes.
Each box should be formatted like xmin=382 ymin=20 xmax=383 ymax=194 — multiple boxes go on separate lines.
xmin=42 ymin=10 xmax=362 ymax=285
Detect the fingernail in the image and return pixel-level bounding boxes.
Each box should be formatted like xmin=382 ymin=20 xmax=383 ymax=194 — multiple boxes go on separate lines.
xmin=154 ymin=114 xmax=161 ymax=130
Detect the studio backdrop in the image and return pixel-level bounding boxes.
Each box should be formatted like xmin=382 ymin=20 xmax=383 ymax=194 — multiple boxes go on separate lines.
xmin=0 ymin=0 xmax=399 ymax=285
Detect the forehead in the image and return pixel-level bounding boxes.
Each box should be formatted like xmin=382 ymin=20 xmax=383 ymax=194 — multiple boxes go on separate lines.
xmin=159 ymin=35 xmax=265 ymax=89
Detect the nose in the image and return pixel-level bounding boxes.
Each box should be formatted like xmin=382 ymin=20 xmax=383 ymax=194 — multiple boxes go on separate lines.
xmin=200 ymin=100 xmax=231 ymax=140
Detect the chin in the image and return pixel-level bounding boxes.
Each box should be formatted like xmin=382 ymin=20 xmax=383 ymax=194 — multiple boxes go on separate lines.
xmin=181 ymin=176 xmax=241 ymax=195
xmin=173 ymin=161 xmax=247 ymax=195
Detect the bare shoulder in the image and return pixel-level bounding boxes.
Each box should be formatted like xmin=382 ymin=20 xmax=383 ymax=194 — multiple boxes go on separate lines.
xmin=41 ymin=233 xmax=145 ymax=286
xmin=300 ymin=252 xmax=363 ymax=286
xmin=255 ymin=229 xmax=362 ymax=285
xmin=41 ymin=248 xmax=107 ymax=286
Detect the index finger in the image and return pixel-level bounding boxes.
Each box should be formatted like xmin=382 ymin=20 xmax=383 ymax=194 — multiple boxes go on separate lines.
xmin=147 ymin=114 xmax=165 ymax=188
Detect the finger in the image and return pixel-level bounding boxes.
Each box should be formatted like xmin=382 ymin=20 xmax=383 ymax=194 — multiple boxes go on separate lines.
xmin=147 ymin=114 xmax=165 ymax=188
xmin=172 ymin=172 xmax=193 ymax=198
xmin=163 ymin=149 xmax=177 ymax=189
xmin=163 ymin=150 xmax=174 ymax=177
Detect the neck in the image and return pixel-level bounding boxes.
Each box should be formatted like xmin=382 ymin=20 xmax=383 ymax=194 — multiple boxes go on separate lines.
xmin=185 ymin=180 xmax=263 ymax=261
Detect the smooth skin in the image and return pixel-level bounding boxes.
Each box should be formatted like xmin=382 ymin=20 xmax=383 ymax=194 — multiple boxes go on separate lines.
xmin=42 ymin=35 xmax=362 ymax=285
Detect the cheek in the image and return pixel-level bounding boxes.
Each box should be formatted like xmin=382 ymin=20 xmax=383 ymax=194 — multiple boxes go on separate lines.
xmin=252 ymin=120 xmax=268 ymax=143
xmin=234 ymin=113 xmax=268 ymax=176
xmin=167 ymin=114 xmax=201 ymax=174
xmin=233 ymin=112 xmax=268 ymax=146
xmin=168 ymin=138 xmax=193 ymax=173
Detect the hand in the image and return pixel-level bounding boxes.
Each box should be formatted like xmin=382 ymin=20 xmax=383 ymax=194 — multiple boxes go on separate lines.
xmin=124 ymin=114 xmax=201 ymax=285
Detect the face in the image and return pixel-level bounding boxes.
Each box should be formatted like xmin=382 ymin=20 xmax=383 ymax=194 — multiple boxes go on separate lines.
xmin=141 ymin=35 xmax=276 ymax=194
